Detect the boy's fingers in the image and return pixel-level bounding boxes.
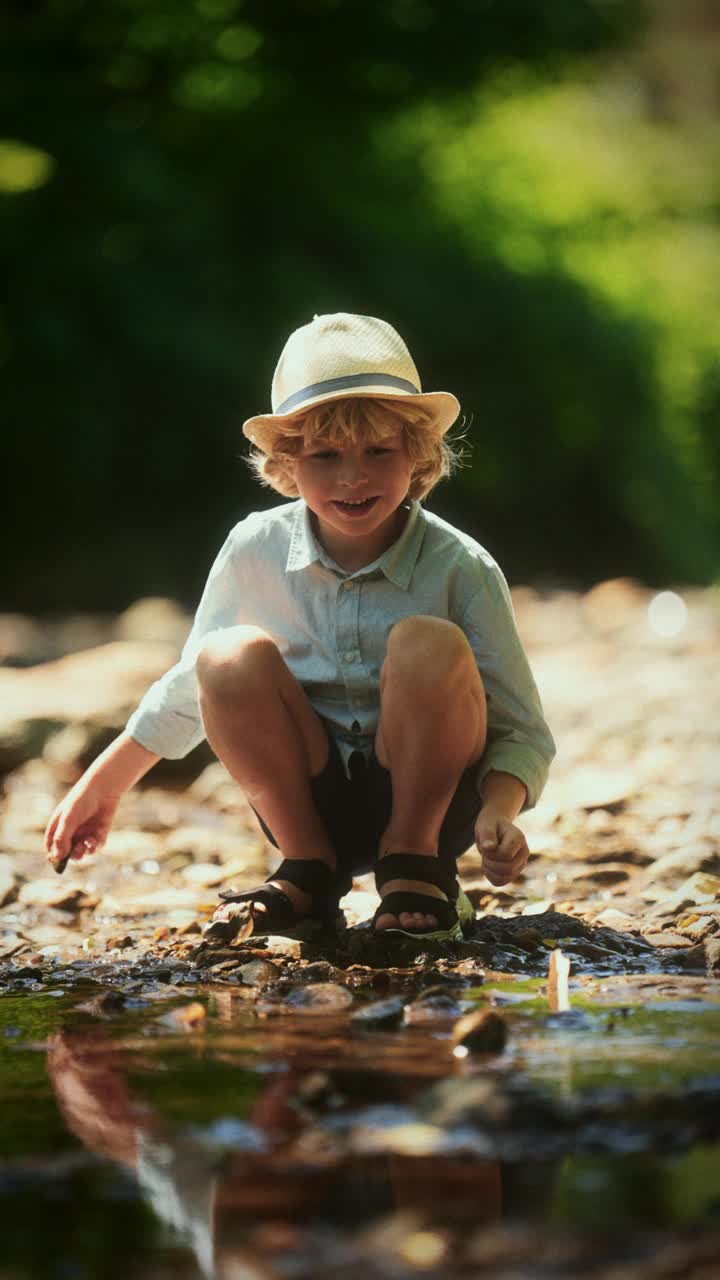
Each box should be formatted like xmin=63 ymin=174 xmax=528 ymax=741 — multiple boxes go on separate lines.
xmin=483 ymin=842 xmax=529 ymax=884
xmin=483 ymin=856 xmax=527 ymax=886
xmin=44 ymin=814 xmax=59 ymax=852
xmin=497 ymin=827 xmax=527 ymax=859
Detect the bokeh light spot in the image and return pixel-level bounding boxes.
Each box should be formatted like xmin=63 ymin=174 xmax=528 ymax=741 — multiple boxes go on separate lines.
xmin=0 ymin=140 xmax=55 ymax=193
xmin=400 ymin=1230 xmax=447 ymax=1268
xmin=647 ymin=590 xmax=688 ymax=637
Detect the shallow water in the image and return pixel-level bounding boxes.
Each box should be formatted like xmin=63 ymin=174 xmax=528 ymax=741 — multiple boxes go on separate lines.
xmin=2 ymin=972 xmax=720 ymax=1279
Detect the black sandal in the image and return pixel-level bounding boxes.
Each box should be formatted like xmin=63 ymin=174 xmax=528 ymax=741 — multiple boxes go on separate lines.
xmin=203 ymin=858 xmax=349 ymax=944
xmin=372 ymin=853 xmax=475 ymax=942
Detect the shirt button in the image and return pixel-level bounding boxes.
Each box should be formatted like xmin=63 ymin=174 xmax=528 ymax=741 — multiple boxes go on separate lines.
xmin=344 ymin=650 xmax=357 ymax=663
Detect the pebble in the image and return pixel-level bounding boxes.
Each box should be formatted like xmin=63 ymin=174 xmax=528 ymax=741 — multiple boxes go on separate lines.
xmin=285 ymin=983 xmax=354 ymax=1013
xmin=351 ymin=996 xmax=406 ymax=1029
xmin=452 ymin=1009 xmax=508 ymax=1054
xmin=235 ymin=959 xmax=281 ymax=987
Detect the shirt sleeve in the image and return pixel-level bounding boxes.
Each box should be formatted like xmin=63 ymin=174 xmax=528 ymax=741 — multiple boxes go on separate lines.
xmin=125 ymin=527 xmax=242 ymax=758
xmin=461 ymin=566 xmax=555 ymax=810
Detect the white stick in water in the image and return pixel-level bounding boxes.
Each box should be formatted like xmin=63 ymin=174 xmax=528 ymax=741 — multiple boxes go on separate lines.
xmin=548 ymin=947 xmax=571 ymax=1012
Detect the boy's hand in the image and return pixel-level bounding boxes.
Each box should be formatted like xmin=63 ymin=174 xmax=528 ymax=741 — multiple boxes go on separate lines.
xmin=44 ymin=780 xmax=121 ymax=873
xmin=474 ymin=810 xmax=530 ymax=886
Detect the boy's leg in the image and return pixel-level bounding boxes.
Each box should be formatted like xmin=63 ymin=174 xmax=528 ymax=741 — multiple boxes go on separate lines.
xmin=374 ymin=616 xmax=487 ymax=931
xmin=196 ymin=626 xmax=335 ymax=921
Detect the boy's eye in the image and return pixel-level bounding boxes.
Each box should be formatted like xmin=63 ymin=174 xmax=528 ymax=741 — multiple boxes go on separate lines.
xmin=308 ymin=450 xmax=338 ymax=460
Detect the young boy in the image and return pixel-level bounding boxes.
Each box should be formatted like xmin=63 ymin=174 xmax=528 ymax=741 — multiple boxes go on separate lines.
xmin=44 ymin=313 xmax=555 ymax=944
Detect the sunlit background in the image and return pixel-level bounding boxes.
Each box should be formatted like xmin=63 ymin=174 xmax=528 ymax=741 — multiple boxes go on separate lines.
xmin=3 ymin=0 xmax=720 ymax=611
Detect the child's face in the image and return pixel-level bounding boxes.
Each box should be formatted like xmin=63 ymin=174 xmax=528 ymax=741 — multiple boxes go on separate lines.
xmin=289 ymin=424 xmax=414 ymax=566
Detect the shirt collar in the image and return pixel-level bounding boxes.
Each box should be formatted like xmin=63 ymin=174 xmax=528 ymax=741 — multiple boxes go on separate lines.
xmin=286 ymin=499 xmax=426 ymax=591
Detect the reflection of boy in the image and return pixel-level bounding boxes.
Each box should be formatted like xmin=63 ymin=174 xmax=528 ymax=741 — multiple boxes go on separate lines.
xmin=45 ymin=313 xmax=555 ymax=942
xmin=47 ymin=1030 xmax=505 ymax=1278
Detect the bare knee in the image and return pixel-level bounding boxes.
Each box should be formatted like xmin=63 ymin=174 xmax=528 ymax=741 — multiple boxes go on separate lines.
xmin=384 ymin=616 xmax=476 ymax=685
xmin=196 ymin=626 xmax=279 ymax=701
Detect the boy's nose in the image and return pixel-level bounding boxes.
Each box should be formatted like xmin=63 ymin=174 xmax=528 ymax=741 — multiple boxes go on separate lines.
xmin=338 ymin=458 xmax=368 ymax=486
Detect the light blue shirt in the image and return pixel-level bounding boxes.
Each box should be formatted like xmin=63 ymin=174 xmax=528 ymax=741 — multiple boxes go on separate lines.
xmin=126 ymin=499 xmax=555 ymax=808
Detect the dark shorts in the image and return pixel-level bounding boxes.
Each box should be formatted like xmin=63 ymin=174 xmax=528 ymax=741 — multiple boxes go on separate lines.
xmin=252 ymin=734 xmax=483 ymax=885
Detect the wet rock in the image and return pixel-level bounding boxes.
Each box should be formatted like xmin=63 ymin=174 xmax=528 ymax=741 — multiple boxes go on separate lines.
xmin=300 ymin=961 xmax=346 ymax=984
xmin=676 ymin=913 xmax=720 ymax=938
xmin=644 ymin=930 xmax=692 ymax=948
xmin=351 ymin=996 xmax=406 ymax=1028
xmin=208 ymin=958 xmax=245 ymax=976
xmin=17 ymin=881 xmax=97 ymax=912
xmin=235 ymin=959 xmax=281 ymax=987
xmin=404 ymin=991 xmax=464 ymax=1026
xmin=285 ymin=983 xmax=354 ymax=1013
xmin=660 ymin=872 xmax=720 ymax=914
xmin=643 ymin=847 xmax=720 ymax=885
xmin=678 ymin=943 xmax=707 ymax=971
xmin=452 ymin=1008 xmax=508 ymax=1054
xmin=593 ymin=907 xmax=636 ymax=930
xmin=12 ymin=964 xmax=44 ymax=980
xmin=704 ymin=938 xmax=720 ymax=974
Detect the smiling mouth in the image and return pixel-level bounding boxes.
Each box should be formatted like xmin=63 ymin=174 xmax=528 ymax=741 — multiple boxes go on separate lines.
xmin=332 ymin=497 xmax=379 ymax=515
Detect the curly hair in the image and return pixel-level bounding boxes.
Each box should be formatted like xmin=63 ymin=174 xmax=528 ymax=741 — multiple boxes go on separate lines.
xmin=245 ymin=397 xmax=466 ymax=500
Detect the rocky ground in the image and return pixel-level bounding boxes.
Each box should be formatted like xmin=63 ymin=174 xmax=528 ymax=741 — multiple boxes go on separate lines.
xmin=0 ymin=578 xmax=718 ymax=984
xmin=2 ymin=581 xmax=720 ymax=1279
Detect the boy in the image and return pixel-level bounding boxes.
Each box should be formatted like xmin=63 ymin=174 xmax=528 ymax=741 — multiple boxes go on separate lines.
xmin=45 ymin=313 xmax=555 ymax=944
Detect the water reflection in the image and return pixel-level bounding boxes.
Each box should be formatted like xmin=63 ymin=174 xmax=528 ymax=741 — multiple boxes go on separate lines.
xmin=47 ymin=1028 xmax=504 ymax=1277
xmin=1 ymin=975 xmax=719 ymax=1279
xmin=41 ymin=1020 xmax=720 ymax=1280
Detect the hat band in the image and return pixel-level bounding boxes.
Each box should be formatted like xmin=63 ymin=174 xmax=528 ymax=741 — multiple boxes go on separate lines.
xmin=275 ymin=372 xmax=420 ymax=416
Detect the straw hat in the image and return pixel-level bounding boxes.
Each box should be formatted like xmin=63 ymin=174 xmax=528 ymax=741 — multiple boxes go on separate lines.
xmin=242 ymin=312 xmax=460 ymax=452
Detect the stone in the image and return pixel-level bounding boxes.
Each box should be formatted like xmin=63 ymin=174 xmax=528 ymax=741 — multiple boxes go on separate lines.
xmin=644 ymin=930 xmax=693 ymax=948
xmin=703 ymin=938 xmax=720 ymax=975
xmin=452 ymin=1008 xmax=508 ymax=1054
xmin=351 ymin=996 xmax=406 ymax=1028
xmin=285 ymin=983 xmax=354 ymax=1013
xmin=17 ymin=881 xmax=97 ymax=912
xmin=236 ymin=959 xmax=281 ymax=987
xmin=664 ymin=872 xmax=720 ymax=912
xmin=643 ymin=847 xmax=720 ymax=886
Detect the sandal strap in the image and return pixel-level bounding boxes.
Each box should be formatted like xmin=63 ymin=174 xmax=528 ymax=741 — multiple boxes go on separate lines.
xmin=216 ymin=884 xmax=298 ymax=929
xmin=375 ymin=853 xmax=457 ymax=896
xmin=271 ymin=858 xmax=343 ymax=898
xmin=372 ymin=891 xmax=458 ymax=930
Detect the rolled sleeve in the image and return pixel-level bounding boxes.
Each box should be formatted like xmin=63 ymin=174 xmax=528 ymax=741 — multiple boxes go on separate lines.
xmin=462 ymin=570 xmax=555 ymax=811
xmin=125 ymin=529 xmax=242 ymax=759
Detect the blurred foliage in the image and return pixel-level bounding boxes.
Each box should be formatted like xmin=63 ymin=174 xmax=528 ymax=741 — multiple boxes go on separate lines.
xmin=2 ymin=0 xmax=718 ymax=609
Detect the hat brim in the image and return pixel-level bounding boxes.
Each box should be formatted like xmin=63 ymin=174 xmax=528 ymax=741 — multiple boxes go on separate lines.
xmin=242 ymin=387 xmax=461 ymax=453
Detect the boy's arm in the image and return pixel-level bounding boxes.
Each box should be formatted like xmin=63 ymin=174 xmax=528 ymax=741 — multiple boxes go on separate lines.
xmin=126 ymin=525 xmax=243 ymax=760
xmin=462 ymin=568 xmax=555 ymax=813
xmin=45 ymin=731 xmax=160 ymax=870
xmin=479 ymin=769 xmax=527 ymax=820
xmin=475 ymin=769 xmax=530 ymax=885
xmin=85 ymin=730 xmax=161 ymax=793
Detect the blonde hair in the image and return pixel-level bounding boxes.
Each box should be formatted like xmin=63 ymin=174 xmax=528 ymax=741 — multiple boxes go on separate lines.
xmin=246 ymin=397 xmax=465 ymax=500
